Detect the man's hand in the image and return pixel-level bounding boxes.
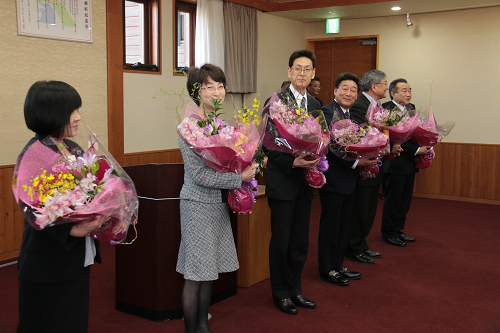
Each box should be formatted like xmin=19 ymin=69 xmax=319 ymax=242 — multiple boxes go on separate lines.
xmin=293 ymin=155 xmax=320 ymax=169
xmin=417 ymin=146 xmax=432 ymax=155
xmin=357 ymin=158 xmax=378 ymax=167
xmin=391 ymin=144 xmax=403 ymax=156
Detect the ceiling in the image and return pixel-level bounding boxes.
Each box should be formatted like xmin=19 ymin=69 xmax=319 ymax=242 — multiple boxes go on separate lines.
xmin=256 ymin=0 xmax=500 ymax=23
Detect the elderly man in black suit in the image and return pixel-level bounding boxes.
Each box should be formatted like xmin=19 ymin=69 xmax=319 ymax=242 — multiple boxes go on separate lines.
xmin=264 ymin=49 xmax=321 ymax=315
xmin=345 ymin=69 xmax=388 ymax=264
xmin=318 ymin=73 xmax=377 ymax=286
xmin=381 ymin=79 xmax=432 ymax=246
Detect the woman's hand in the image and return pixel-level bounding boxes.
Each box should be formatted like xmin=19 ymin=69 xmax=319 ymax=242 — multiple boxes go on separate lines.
xmin=242 ymin=163 xmax=259 ymax=182
xmin=70 ymin=215 xmax=110 ymax=237
xmin=112 ymin=220 xmax=128 ymax=235
xmin=293 ymin=155 xmax=320 ymax=169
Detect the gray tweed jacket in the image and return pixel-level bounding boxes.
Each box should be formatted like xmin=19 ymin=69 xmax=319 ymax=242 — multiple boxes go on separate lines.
xmin=178 ymin=137 xmax=242 ymax=203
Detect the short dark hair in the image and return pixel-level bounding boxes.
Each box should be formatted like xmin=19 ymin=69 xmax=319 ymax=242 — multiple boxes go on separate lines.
xmin=24 ymin=80 xmax=82 ymax=138
xmin=288 ymin=49 xmax=316 ymax=68
xmin=335 ymin=73 xmax=361 ymax=91
xmin=388 ymin=78 xmax=408 ymax=100
xmin=309 ymin=77 xmax=320 ymax=86
xmin=187 ymin=64 xmax=226 ymax=102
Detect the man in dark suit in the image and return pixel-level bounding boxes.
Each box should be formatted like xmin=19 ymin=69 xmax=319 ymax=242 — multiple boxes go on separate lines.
xmin=264 ymin=49 xmax=321 ymax=315
xmin=345 ymin=69 xmax=388 ymax=264
xmin=318 ymin=73 xmax=377 ymax=286
xmin=381 ymin=78 xmax=432 ymax=246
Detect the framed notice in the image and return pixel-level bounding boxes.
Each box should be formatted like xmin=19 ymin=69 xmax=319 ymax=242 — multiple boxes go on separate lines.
xmin=16 ymin=0 xmax=92 ymax=43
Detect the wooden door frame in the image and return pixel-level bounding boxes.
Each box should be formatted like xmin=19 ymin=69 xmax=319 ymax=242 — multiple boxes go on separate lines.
xmin=306 ymin=35 xmax=380 ymax=69
xmin=106 ymin=0 xmax=125 ymax=165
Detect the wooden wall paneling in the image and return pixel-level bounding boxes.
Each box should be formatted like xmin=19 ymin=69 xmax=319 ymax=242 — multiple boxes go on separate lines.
xmin=3 ymin=168 xmax=15 ymax=252
xmin=413 ymin=143 xmax=500 ymax=205
xmin=494 ymin=147 xmax=500 ymax=201
xmin=124 ymin=149 xmax=184 ymax=167
xmin=0 ymin=168 xmax=6 ymax=256
xmin=0 ymin=166 xmax=22 ymax=262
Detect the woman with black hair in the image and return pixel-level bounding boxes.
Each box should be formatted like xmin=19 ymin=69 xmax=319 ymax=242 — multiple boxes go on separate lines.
xmin=15 ymin=80 xmax=108 ymax=333
xmin=177 ymin=64 xmax=258 ymax=333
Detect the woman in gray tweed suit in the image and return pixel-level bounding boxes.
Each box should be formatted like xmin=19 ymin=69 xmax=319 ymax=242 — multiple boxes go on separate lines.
xmin=177 ymin=64 xmax=258 ymax=333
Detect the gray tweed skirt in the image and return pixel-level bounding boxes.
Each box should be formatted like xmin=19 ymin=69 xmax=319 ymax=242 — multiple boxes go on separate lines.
xmin=176 ymin=199 xmax=239 ymax=281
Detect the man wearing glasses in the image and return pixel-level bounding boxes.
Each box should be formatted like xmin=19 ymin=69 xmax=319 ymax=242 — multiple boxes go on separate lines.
xmin=264 ymin=49 xmax=321 ymax=315
xmin=345 ymin=69 xmax=388 ymax=265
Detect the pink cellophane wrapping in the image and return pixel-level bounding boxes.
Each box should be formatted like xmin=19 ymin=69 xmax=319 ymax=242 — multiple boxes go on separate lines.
xmin=262 ymin=93 xmax=329 ymax=156
xmin=261 ymin=93 xmax=330 ymax=187
xmin=12 ymin=128 xmax=138 ymax=244
xmin=410 ymin=107 xmax=455 ymax=147
xmin=330 ymin=119 xmax=389 ymax=160
xmin=227 ymin=186 xmax=255 ymax=214
xmin=367 ymin=102 xmax=419 ymax=144
xmin=178 ymin=101 xmax=262 ymax=173
xmin=177 ymin=101 xmax=266 ymax=213
xmin=410 ymin=107 xmax=454 ymax=169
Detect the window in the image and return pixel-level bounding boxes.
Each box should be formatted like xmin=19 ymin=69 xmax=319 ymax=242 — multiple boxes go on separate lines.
xmin=123 ymin=0 xmax=160 ymax=72
xmin=174 ymin=0 xmax=196 ymax=74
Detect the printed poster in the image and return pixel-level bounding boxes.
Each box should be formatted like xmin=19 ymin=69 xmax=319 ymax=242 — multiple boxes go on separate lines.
xmin=16 ymin=0 xmax=92 ymax=43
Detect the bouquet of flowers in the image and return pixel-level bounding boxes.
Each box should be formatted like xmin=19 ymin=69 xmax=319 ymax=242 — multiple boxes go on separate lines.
xmin=12 ymin=125 xmax=138 ymax=245
xmin=177 ymin=98 xmax=266 ymax=213
xmin=261 ymin=93 xmax=330 ymax=188
xmin=367 ymin=102 xmax=419 ymax=144
xmin=410 ymin=107 xmax=455 ymax=169
xmin=330 ymin=119 xmax=389 ymax=176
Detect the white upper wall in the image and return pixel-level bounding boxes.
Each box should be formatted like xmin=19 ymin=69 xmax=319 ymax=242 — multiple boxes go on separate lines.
xmin=304 ymin=6 xmax=500 ymax=144
xmin=123 ymin=4 xmax=500 ymax=153
xmin=123 ymin=3 xmax=306 ymax=153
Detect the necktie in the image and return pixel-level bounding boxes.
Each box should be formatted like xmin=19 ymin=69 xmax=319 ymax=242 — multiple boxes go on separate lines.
xmin=300 ymin=97 xmax=306 ymax=111
xmin=345 ymin=109 xmax=350 ymax=119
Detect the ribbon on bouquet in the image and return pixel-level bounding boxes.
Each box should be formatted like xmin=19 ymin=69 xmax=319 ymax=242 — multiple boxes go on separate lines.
xmin=228 ymin=178 xmax=259 ymax=213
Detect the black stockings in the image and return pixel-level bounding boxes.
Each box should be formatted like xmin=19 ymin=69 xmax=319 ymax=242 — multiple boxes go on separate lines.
xmin=182 ymin=279 xmax=213 ymax=333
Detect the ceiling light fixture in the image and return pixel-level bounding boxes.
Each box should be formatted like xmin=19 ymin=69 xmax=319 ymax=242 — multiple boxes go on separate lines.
xmin=406 ymin=13 xmax=413 ymax=27
xmin=391 ymin=6 xmax=401 ymax=11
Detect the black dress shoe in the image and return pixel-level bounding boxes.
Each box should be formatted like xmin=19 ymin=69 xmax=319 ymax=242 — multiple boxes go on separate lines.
xmin=383 ymin=237 xmax=406 ymax=247
xmin=399 ymin=233 xmax=415 ymax=242
xmin=346 ymin=253 xmax=375 ymax=264
xmin=273 ymin=298 xmax=298 ymax=315
xmin=339 ymin=267 xmax=362 ymax=280
xmin=365 ymin=249 xmax=383 ymax=258
xmin=291 ymin=294 xmax=316 ymax=309
xmin=320 ymin=270 xmax=349 ymax=286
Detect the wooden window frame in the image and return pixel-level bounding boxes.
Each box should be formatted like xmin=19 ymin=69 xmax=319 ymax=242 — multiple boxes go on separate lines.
xmin=173 ymin=0 xmax=196 ymax=76
xmin=123 ymin=0 xmax=161 ymax=74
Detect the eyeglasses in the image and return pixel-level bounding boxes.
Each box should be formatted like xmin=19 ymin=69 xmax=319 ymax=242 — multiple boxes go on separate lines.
xmin=375 ymin=82 xmax=388 ymax=86
xmin=201 ymin=84 xmax=227 ymax=92
xmin=291 ymin=67 xmax=313 ymax=74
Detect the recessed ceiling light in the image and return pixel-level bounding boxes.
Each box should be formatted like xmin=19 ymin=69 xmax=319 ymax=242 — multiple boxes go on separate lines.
xmin=391 ymin=6 xmax=401 ymax=11
xmin=329 ymin=11 xmax=336 ymax=15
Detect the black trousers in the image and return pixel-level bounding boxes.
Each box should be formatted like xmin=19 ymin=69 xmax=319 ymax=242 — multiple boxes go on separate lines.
xmin=346 ymin=183 xmax=380 ymax=256
xmin=381 ymin=172 xmax=415 ymax=239
xmin=17 ymin=266 xmax=91 ymax=333
xmin=268 ymin=190 xmax=312 ymax=300
xmin=318 ymin=190 xmax=356 ymax=274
